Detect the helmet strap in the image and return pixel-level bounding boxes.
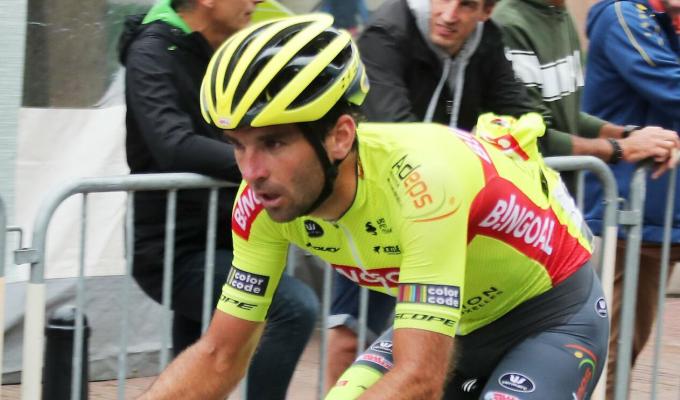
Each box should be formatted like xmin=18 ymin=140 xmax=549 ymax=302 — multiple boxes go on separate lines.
xmin=300 ymin=132 xmax=341 ymax=216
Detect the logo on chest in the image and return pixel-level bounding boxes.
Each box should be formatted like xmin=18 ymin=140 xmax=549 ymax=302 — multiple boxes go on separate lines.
xmin=332 ymin=264 xmax=400 ymax=288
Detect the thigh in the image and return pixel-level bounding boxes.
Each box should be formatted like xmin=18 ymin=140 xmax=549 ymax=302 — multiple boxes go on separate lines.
xmin=479 ymin=284 xmax=609 ymax=399
xmin=329 ymin=272 xmax=396 ymax=342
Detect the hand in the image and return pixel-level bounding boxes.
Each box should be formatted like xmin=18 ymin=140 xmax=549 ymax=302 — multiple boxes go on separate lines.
xmin=619 ymin=126 xmax=680 ymax=178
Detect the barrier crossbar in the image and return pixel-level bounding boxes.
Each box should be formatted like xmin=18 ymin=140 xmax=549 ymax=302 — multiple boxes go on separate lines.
xmin=19 ymin=173 xmax=236 ymax=400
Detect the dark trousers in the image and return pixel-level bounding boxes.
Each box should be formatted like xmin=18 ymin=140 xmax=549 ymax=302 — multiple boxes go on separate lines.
xmin=136 ymin=249 xmax=320 ymax=399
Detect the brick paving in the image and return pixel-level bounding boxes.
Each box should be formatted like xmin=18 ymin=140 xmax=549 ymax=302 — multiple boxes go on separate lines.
xmin=3 ymin=298 xmax=679 ymax=399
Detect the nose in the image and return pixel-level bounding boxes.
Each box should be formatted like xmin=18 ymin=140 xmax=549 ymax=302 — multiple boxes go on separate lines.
xmin=441 ymin=1 xmax=461 ymax=23
xmin=239 ymin=150 xmax=270 ymax=183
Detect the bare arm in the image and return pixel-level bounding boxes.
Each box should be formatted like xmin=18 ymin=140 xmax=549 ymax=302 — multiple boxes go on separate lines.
xmin=571 ymin=124 xmax=679 ymax=178
xmin=139 ymin=311 xmax=264 ymax=400
xmin=358 ymin=328 xmax=454 ymax=400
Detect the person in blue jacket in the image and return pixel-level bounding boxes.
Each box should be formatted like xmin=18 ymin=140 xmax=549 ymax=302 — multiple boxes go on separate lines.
xmin=581 ymin=0 xmax=680 ymax=396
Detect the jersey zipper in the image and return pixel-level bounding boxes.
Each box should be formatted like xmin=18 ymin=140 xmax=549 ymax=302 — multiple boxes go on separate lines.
xmin=335 ymin=222 xmax=393 ymax=291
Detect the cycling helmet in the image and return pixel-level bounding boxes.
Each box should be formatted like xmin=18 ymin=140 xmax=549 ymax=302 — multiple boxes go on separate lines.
xmin=200 ymin=13 xmax=369 ymax=129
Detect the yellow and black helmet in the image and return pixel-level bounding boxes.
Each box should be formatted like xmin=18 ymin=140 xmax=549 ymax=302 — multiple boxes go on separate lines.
xmin=200 ymin=13 xmax=369 ymax=130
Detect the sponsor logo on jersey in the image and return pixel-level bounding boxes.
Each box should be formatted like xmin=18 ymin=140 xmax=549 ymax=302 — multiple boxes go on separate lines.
xmin=498 ymin=373 xmax=535 ymax=393
xmin=566 ymin=344 xmax=597 ymax=400
xmin=332 ymin=264 xmax=400 ymax=287
xmin=398 ymin=284 xmax=460 ymax=309
xmin=595 ymin=297 xmax=608 ymax=318
xmin=365 ymin=221 xmax=378 ymax=235
xmin=356 ymin=353 xmax=393 ymax=372
xmin=483 ymin=391 xmax=520 ymax=400
xmin=373 ymin=245 xmax=401 ymax=255
xmin=377 ymin=217 xmax=392 ymax=233
xmin=394 ymin=312 xmax=457 ymax=328
xmin=391 ymin=155 xmax=433 ymax=209
xmin=306 ymin=242 xmax=340 ymax=253
xmin=478 ymin=193 xmax=555 ymax=256
xmin=219 ymin=295 xmax=257 ymax=310
xmin=461 ymin=378 xmax=479 ymax=393
xmin=232 ymin=185 xmax=264 ymax=240
xmin=369 ymin=340 xmax=393 ymax=355
xmin=462 ymin=287 xmax=504 ymax=314
xmin=226 ymin=267 xmax=269 ymax=296
xmin=304 ymin=219 xmax=324 ymax=237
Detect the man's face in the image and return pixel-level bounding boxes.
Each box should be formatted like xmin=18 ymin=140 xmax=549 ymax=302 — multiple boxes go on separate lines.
xmin=430 ymin=0 xmax=491 ymax=56
xmin=664 ymin=0 xmax=680 ymax=18
xmin=225 ymin=124 xmax=326 ymax=222
xmin=212 ymin=0 xmax=262 ymax=37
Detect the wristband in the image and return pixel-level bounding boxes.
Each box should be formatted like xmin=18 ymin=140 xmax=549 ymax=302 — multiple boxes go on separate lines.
xmin=622 ymin=125 xmax=640 ymax=138
xmin=607 ymin=138 xmax=623 ymax=164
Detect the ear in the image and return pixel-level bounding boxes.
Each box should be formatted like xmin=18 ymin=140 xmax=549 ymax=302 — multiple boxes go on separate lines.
xmin=326 ymin=114 xmax=357 ymax=161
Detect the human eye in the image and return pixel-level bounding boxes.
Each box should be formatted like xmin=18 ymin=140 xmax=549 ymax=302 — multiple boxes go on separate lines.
xmin=263 ymin=137 xmax=286 ymax=150
xmin=460 ymin=0 xmax=479 ymax=9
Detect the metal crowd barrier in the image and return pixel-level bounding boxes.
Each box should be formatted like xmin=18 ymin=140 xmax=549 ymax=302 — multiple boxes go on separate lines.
xmin=613 ymin=163 xmax=678 ymax=400
xmin=14 ymin=157 xmax=677 ymax=399
xmin=18 ymin=173 xmax=236 ymax=400
xmin=546 ymin=156 xmax=618 ymax=400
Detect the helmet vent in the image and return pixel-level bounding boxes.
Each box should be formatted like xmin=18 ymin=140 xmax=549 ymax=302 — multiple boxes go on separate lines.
xmin=232 ymin=23 xmax=309 ymax=112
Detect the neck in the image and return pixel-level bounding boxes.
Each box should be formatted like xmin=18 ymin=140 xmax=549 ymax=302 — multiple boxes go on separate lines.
xmin=179 ymin=10 xmax=231 ymax=49
xmin=309 ymin=151 xmax=358 ymax=221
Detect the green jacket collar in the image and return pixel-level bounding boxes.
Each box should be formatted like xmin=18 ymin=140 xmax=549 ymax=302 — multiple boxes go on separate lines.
xmin=142 ymin=0 xmax=192 ymax=33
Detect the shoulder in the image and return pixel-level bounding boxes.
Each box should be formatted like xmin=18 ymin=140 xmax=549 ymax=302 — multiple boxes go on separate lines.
xmin=492 ymin=0 xmax=531 ymax=28
xmin=360 ymin=124 xmax=485 ymax=219
xmin=476 ymin=20 xmax=508 ymax=56
xmin=124 ymin=23 xmax=178 ymax=69
xmin=363 ymin=0 xmax=416 ymax=40
xmin=614 ymin=1 xmax=668 ymax=35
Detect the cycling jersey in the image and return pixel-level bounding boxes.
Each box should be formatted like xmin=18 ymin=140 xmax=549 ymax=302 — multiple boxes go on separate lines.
xmin=218 ymin=113 xmax=593 ymax=337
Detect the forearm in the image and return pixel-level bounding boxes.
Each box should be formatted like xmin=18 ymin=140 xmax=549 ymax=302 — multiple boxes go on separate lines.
xmin=358 ymin=364 xmax=446 ymax=400
xmin=358 ymin=329 xmax=453 ymax=400
xmin=570 ymin=135 xmax=614 ymax=161
xmin=140 ymin=321 xmax=263 ymax=399
xmin=596 ymin=122 xmax=626 ymax=139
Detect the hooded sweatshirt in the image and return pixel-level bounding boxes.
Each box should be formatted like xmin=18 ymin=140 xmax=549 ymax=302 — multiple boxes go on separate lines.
xmin=119 ymin=2 xmax=239 ymax=276
xmin=582 ymin=0 xmax=680 ymax=242
xmin=358 ymin=0 xmax=534 ymax=131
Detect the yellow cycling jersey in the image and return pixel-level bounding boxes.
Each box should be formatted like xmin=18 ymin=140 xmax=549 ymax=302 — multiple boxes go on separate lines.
xmin=219 ymin=113 xmax=593 ymax=337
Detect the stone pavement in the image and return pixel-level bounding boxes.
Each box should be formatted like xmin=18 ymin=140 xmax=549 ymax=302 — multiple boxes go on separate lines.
xmin=4 ymin=298 xmax=680 ymax=399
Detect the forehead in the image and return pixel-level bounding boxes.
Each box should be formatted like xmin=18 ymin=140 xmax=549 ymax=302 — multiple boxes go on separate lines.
xmin=432 ymin=0 xmax=485 ymax=5
xmin=224 ymin=123 xmax=303 ymax=142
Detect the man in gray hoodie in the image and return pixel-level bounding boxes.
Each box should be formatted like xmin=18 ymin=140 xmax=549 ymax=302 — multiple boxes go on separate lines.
xmin=324 ymin=0 xmax=537 ymax=391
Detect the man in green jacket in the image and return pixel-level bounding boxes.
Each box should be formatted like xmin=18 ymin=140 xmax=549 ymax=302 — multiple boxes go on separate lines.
xmin=492 ymin=0 xmax=677 ymax=172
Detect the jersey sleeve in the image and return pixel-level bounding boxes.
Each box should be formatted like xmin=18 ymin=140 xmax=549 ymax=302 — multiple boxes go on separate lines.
xmin=388 ymin=136 xmax=483 ymax=337
xmin=217 ymin=182 xmax=289 ymax=321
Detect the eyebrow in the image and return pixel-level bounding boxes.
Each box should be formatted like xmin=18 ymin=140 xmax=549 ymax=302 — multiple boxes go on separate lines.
xmin=223 ymin=128 xmax=296 ymax=145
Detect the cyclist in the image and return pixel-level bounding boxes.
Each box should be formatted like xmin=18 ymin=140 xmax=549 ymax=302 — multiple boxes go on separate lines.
xmin=141 ymin=14 xmax=610 ymax=400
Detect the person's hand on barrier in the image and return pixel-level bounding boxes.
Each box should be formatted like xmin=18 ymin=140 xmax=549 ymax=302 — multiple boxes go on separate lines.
xmin=619 ymin=126 xmax=680 ymax=178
